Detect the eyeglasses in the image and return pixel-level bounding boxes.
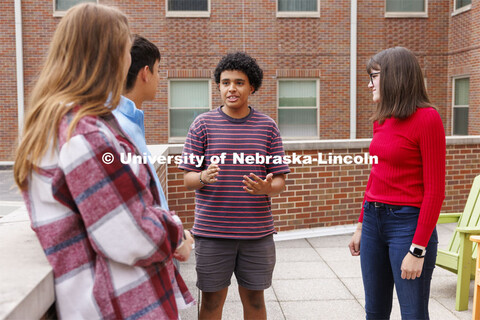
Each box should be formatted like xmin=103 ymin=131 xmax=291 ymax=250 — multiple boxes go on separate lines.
xmin=369 ymin=72 xmax=380 ymax=84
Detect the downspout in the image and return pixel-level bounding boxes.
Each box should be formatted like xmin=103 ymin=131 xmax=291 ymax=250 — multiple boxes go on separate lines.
xmin=350 ymin=0 xmax=357 ymax=139
xmin=242 ymin=0 xmax=245 ymax=51
xmin=15 ymin=0 xmax=24 ymax=138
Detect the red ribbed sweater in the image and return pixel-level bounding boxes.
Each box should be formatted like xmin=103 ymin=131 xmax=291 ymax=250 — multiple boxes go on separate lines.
xmin=359 ymin=107 xmax=446 ymax=247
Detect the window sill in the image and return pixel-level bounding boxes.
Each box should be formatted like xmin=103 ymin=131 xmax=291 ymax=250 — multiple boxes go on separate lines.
xmin=276 ymin=12 xmax=320 ymax=18
xmin=53 ymin=11 xmax=67 ymax=17
xmin=384 ymin=12 xmax=428 ymax=18
xmin=168 ymin=137 xmax=187 ymax=144
xmin=166 ymin=11 xmax=210 ymax=18
xmin=452 ymin=4 xmax=471 ymax=16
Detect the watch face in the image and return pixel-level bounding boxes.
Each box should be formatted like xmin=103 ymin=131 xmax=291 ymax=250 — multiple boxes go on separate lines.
xmin=413 ymin=247 xmax=423 ymax=255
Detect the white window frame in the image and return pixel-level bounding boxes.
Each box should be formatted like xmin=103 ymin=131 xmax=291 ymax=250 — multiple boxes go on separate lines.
xmin=276 ymin=0 xmax=320 ymax=18
xmin=384 ymin=0 xmax=428 ymax=18
xmin=166 ymin=0 xmax=210 ymax=18
xmin=452 ymin=0 xmax=471 ymax=16
xmin=168 ymin=79 xmax=212 ymax=142
xmin=452 ymin=76 xmax=469 ymax=136
xmin=53 ymin=0 xmax=97 ymax=17
xmin=277 ymin=79 xmax=320 ymax=140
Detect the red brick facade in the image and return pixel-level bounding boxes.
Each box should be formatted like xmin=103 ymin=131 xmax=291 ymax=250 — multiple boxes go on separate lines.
xmin=1 ymin=0 xmax=479 ymax=161
xmin=448 ymin=3 xmax=479 ymax=135
xmin=164 ymin=140 xmax=480 ymax=231
xmin=0 ymin=0 xmax=19 ymax=161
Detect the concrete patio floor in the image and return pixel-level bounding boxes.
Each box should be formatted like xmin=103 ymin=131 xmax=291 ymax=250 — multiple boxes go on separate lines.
xmin=179 ymin=223 xmax=473 ymax=320
xmin=0 ymin=170 xmax=475 ymax=319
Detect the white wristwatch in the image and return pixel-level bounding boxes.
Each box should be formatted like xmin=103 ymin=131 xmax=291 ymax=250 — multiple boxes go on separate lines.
xmin=409 ymin=245 xmax=426 ymax=258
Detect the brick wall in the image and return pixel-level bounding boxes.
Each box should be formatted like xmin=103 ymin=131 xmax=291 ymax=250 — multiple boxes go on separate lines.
xmin=448 ymin=1 xmax=480 ymax=135
xmin=357 ymin=0 xmax=450 ymax=138
xmin=1 ymin=0 xmax=478 ymax=161
xmin=1 ymin=1 xmax=19 ymax=161
xmin=164 ymin=139 xmax=480 ymax=231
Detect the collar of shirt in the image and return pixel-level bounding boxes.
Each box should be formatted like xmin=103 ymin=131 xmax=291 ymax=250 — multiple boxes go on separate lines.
xmin=117 ymin=96 xmax=144 ymax=122
xmin=115 ymin=96 xmax=145 ymax=136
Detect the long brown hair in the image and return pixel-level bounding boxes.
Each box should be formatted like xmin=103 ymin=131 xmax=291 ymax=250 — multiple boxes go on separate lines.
xmin=14 ymin=3 xmax=130 ymax=190
xmin=366 ymin=47 xmax=434 ymax=124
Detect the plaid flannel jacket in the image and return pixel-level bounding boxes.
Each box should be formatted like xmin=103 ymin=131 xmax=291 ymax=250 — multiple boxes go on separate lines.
xmin=23 ymin=111 xmax=193 ymax=319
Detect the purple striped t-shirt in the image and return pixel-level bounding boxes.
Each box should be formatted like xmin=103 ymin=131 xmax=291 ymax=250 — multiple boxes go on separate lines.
xmin=179 ymin=106 xmax=290 ymax=239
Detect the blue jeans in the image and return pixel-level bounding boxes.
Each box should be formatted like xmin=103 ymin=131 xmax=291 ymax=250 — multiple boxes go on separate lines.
xmin=360 ymin=201 xmax=438 ymax=320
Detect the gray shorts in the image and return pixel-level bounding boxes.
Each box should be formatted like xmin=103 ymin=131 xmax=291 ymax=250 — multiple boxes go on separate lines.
xmin=194 ymin=235 xmax=276 ymax=292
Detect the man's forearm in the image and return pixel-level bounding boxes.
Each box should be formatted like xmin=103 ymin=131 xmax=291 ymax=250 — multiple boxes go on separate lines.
xmin=184 ymin=171 xmax=204 ymax=190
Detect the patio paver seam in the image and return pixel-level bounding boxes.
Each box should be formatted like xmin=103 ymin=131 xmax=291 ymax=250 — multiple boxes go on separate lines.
xmin=270 ymin=284 xmax=287 ymax=319
xmin=432 ymin=297 xmax=464 ymax=320
xmin=306 ymin=237 xmax=365 ymax=305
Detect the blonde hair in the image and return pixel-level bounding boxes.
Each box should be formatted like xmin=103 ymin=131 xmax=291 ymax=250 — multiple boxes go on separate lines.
xmin=14 ymin=3 xmax=130 ymax=189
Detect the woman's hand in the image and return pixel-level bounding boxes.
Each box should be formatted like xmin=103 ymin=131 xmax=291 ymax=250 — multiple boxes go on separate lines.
xmin=173 ymin=230 xmax=194 ymax=262
xmin=401 ymin=252 xmax=424 ymax=280
xmin=349 ymin=223 xmax=362 ymax=256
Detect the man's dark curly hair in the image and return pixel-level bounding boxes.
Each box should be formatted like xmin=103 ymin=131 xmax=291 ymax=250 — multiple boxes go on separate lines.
xmin=214 ymin=52 xmax=263 ymax=93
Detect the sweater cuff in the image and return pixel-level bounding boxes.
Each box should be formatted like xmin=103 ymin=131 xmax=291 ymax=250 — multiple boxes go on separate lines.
xmin=358 ymin=200 xmax=365 ymax=223
xmin=412 ymin=222 xmax=435 ymax=248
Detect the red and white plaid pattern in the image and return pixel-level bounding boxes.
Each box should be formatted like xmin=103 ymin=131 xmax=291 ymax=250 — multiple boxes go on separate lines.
xmin=23 ymin=110 xmax=194 ymax=319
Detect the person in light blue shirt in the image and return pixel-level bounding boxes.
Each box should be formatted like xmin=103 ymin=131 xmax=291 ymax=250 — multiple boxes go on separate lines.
xmin=113 ymin=35 xmax=168 ymax=210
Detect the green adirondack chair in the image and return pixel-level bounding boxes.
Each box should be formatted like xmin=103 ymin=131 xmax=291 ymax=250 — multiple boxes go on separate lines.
xmin=436 ymin=174 xmax=480 ymax=311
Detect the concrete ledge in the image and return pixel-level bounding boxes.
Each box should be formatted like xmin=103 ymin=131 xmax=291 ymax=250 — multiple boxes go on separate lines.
xmin=149 ymin=136 xmax=480 ymax=156
xmin=282 ymin=139 xmax=372 ymax=151
xmin=0 ymin=161 xmax=14 ymax=170
xmin=0 ymin=207 xmax=54 ymax=320
xmin=274 ymin=224 xmax=357 ymax=242
xmin=445 ymin=135 xmax=480 ymax=145
xmin=161 ymin=143 xmax=184 ymax=156
xmin=147 ymin=144 xmax=169 ymax=159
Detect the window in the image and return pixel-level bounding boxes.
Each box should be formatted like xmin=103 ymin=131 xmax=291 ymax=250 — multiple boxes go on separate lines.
xmin=385 ymin=0 xmax=427 ymax=17
xmin=53 ymin=0 xmax=96 ymax=16
xmin=453 ymin=0 xmax=471 ymax=15
xmin=169 ymin=80 xmax=210 ymax=139
xmin=166 ymin=0 xmax=210 ymax=17
xmin=278 ymin=80 xmax=318 ymax=139
xmin=453 ymin=77 xmax=469 ymax=135
xmin=277 ymin=0 xmax=320 ymax=18
xmin=456 ymin=0 xmax=471 ymax=9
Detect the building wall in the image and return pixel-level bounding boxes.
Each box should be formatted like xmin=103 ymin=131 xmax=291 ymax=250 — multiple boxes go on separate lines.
xmin=0 ymin=0 xmax=478 ymax=161
xmin=167 ymin=142 xmax=480 ymax=231
xmin=146 ymin=0 xmax=352 ymax=142
xmin=356 ymin=0 xmax=450 ymax=138
xmin=0 ymin=1 xmax=19 ymax=160
xmin=448 ymin=1 xmax=480 ymax=135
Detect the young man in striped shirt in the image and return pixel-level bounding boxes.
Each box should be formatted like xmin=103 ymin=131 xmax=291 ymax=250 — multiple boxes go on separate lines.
xmin=179 ymin=52 xmax=290 ymax=319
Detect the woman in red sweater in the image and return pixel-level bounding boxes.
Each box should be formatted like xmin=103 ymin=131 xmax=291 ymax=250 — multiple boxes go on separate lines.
xmin=348 ymin=47 xmax=445 ymax=319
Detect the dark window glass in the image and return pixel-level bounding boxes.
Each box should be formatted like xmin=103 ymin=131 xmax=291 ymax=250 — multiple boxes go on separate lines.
xmin=168 ymin=0 xmax=208 ymax=11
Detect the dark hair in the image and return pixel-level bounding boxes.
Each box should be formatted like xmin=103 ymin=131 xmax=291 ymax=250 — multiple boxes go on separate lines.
xmin=125 ymin=35 xmax=161 ymax=91
xmin=366 ymin=47 xmax=434 ymax=124
xmin=214 ymin=52 xmax=263 ymax=93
